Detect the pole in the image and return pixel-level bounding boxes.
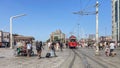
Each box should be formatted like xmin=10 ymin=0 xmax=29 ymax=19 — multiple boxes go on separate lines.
xmin=117 ymin=0 xmax=120 ymax=43
xmin=95 ymin=1 xmax=99 ymax=55
xmin=78 ymin=23 xmax=80 ymax=41
xmin=10 ymin=17 xmax=13 ymax=49
xmin=10 ymin=14 xmax=26 ymax=49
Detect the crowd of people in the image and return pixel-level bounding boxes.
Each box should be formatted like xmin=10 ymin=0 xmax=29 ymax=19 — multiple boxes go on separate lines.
xmin=14 ymin=40 xmax=65 ymax=59
xmin=104 ymin=42 xmax=116 ymax=57
xmin=81 ymin=41 xmax=118 ymax=57
xmin=14 ymin=40 xmax=118 ymax=58
xmin=36 ymin=41 xmax=65 ymax=59
xmin=46 ymin=41 xmax=64 ymax=57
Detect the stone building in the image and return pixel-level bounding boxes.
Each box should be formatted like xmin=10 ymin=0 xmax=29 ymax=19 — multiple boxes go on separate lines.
xmin=0 ymin=30 xmax=34 ymax=47
xmin=50 ymin=30 xmax=65 ymax=42
xmin=0 ymin=31 xmax=10 ymax=47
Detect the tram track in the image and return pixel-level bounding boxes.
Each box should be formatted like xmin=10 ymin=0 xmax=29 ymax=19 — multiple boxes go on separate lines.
xmin=77 ymin=49 xmax=108 ymax=68
xmin=68 ymin=51 xmax=75 ymax=68
xmin=72 ymin=49 xmax=91 ymax=68
xmin=59 ymin=48 xmax=118 ymax=68
xmin=71 ymin=48 xmax=109 ymax=68
xmin=59 ymin=49 xmax=75 ymax=68
xmin=94 ymin=56 xmax=118 ymax=68
xmin=60 ymin=49 xmax=83 ymax=68
xmin=77 ymin=49 xmax=118 ymax=68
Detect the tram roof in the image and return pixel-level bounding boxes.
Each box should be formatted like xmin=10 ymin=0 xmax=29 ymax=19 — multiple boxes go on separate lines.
xmin=69 ymin=35 xmax=76 ymax=39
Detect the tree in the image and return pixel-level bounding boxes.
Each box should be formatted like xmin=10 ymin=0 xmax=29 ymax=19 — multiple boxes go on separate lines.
xmin=54 ymin=36 xmax=59 ymax=41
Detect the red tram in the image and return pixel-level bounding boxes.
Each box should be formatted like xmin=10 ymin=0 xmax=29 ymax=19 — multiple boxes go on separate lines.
xmin=68 ymin=35 xmax=77 ymax=48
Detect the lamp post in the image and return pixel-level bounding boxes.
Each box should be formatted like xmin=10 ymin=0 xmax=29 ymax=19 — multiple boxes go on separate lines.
xmin=95 ymin=1 xmax=99 ymax=55
xmin=10 ymin=14 xmax=26 ymax=49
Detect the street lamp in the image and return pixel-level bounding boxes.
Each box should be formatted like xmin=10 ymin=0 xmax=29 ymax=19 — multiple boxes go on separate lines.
xmin=10 ymin=14 xmax=26 ymax=49
xmin=95 ymin=1 xmax=99 ymax=55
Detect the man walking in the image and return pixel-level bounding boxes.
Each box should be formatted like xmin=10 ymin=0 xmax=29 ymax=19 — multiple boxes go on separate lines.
xmin=109 ymin=42 xmax=115 ymax=56
xmin=59 ymin=41 xmax=63 ymax=51
xmin=36 ymin=41 xmax=44 ymax=59
xmin=27 ymin=41 xmax=32 ymax=57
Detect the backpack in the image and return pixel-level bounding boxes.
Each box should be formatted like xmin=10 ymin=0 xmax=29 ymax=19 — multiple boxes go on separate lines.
xmin=36 ymin=45 xmax=40 ymax=50
xmin=46 ymin=53 xmax=51 ymax=58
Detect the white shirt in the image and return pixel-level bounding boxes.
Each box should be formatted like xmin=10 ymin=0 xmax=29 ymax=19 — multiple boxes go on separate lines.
xmin=27 ymin=43 xmax=32 ymax=49
xmin=85 ymin=43 xmax=88 ymax=46
xmin=110 ymin=43 xmax=115 ymax=49
xmin=48 ymin=42 xmax=51 ymax=48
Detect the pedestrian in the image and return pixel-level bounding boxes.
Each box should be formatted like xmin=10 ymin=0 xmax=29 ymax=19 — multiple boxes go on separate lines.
xmin=56 ymin=42 xmax=59 ymax=51
xmin=85 ymin=43 xmax=88 ymax=48
xmin=88 ymin=43 xmax=91 ymax=49
xmin=65 ymin=42 xmax=68 ymax=48
xmin=109 ymin=42 xmax=115 ymax=56
xmin=93 ymin=43 xmax=96 ymax=50
xmin=99 ymin=43 xmax=103 ymax=50
xmin=36 ymin=41 xmax=44 ymax=59
xmin=105 ymin=42 xmax=110 ymax=56
xmin=50 ymin=42 xmax=57 ymax=57
xmin=47 ymin=42 xmax=51 ymax=50
xmin=23 ymin=42 xmax=27 ymax=55
xmin=59 ymin=41 xmax=63 ymax=51
xmin=27 ymin=41 xmax=32 ymax=57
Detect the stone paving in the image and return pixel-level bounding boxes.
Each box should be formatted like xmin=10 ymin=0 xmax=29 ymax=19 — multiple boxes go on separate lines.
xmin=0 ymin=46 xmax=120 ymax=68
xmin=79 ymin=47 xmax=120 ymax=68
xmin=0 ymin=46 xmax=70 ymax=68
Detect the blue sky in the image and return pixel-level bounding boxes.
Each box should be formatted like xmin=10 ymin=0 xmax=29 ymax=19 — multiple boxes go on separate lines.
xmin=0 ymin=0 xmax=111 ymax=41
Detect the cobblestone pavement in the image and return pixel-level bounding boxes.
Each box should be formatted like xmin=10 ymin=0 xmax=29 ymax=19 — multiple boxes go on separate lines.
xmin=0 ymin=46 xmax=120 ymax=68
xmin=0 ymin=46 xmax=70 ymax=68
xmin=77 ymin=47 xmax=120 ymax=68
xmin=60 ymin=47 xmax=120 ymax=68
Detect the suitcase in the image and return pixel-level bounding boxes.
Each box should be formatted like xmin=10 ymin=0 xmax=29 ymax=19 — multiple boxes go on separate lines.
xmin=46 ymin=53 xmax=51 ymax=58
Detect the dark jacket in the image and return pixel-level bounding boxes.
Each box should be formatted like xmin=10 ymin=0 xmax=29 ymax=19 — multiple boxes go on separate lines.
xmin=36 ymin=41 xmax=43 ymax=50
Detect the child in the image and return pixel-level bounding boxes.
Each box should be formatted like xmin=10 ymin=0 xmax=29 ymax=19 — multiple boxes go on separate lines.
xmin=105 ymin=48 xmax=110 ymax=56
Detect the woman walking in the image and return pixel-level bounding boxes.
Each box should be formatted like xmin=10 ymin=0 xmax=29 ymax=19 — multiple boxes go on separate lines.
xmin=105 ymin=42 xmax=110 ymax=56
xmin=50 ymin=42 xmax=57 ymax=57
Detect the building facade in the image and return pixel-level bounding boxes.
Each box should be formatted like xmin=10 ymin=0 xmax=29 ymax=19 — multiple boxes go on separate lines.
xmin=88 ymin=34 xmax=96 ymax=41
xmin=99 ymin=36 xmax=112 ymax=42
xmin=0 ymin=31 xmax=10 ymax=47
xmin=0 ymin=30 xmax=34 ymax=47
xmin=50 ymin=30 xmax=65 ymax=42
xmin=112 ymin=0 xmax=120 ymax=42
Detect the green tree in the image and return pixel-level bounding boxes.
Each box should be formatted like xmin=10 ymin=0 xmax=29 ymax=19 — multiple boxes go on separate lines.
xmin=54 ymin=36 xmax=59 ymax=41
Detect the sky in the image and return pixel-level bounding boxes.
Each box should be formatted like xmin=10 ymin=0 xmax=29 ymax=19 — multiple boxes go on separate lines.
xmin=0 ymin=0 xmax=112 ymax=41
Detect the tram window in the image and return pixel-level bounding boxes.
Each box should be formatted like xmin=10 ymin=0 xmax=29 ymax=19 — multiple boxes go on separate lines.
xmin=70 ymin=39 xmax=76 ymax=42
